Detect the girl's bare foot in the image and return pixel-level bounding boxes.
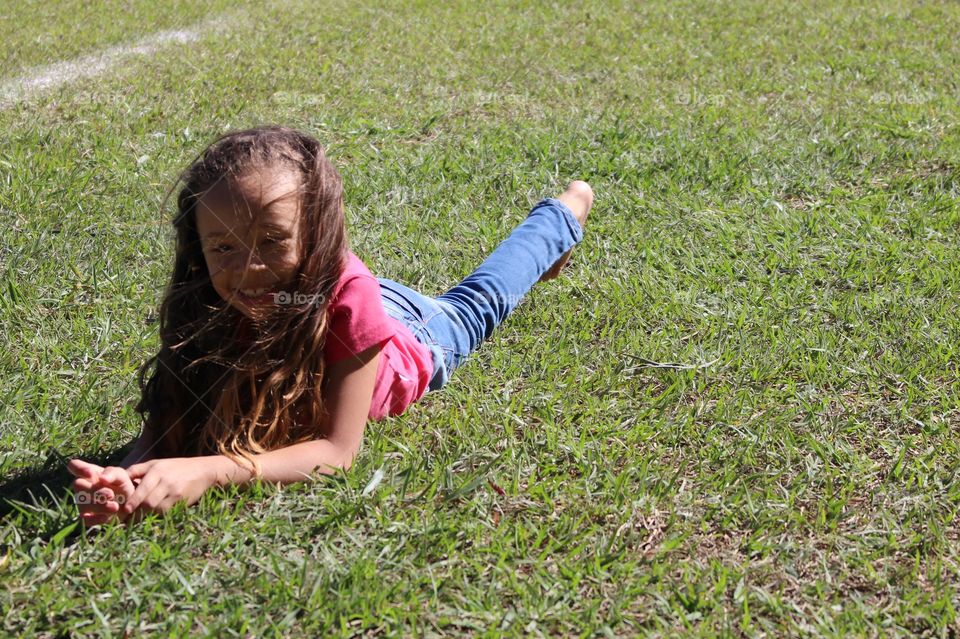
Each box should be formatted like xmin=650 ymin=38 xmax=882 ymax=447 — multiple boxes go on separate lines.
xmin=539 ymin=180 xmax=593 ymax=282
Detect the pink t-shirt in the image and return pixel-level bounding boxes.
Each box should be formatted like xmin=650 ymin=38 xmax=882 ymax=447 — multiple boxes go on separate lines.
xmin=322 ymin=251 xmax=435 ymax=420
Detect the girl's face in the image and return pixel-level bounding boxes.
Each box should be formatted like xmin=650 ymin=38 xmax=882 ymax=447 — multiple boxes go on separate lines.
xmin=195 ymin=163 xmax=304 ymax=318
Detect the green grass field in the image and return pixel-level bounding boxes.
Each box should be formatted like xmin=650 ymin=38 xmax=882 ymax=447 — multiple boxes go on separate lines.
xmin=2 ymin=0 xmax=959 ymax=635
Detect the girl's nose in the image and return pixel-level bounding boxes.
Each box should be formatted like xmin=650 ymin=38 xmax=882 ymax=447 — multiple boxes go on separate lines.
xmin=223 ymin=249 xmax=268 ymax=272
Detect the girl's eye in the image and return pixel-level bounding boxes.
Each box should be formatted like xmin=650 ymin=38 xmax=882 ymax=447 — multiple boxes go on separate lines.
xmin=213 ymin=245 xmax=233 ymax=254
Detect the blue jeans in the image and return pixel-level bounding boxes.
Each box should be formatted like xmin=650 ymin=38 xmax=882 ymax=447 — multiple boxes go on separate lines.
xmin=377 ymin=197 xmax=584 ymax=392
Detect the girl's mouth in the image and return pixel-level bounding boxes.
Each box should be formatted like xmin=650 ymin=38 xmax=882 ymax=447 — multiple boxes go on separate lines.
xmin=235 ymin=287 xmax=279 ymax=306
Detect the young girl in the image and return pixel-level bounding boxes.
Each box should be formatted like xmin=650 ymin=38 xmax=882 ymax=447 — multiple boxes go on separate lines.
xmin=68 ymin=125 xmax=592 ymax=526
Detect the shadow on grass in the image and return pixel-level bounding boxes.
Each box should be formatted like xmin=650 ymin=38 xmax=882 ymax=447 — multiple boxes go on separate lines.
xmin=0 ymin=441 xmax=136 ymax=543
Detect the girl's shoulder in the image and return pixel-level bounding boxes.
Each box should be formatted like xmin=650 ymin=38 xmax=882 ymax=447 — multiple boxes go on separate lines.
xmin=341 ymin=250 xmax=372 ymax=279
xmin=323 ymin=251 xmax=396 ymax=365
xmin=328 ymin=250 xmax=377 ymax=304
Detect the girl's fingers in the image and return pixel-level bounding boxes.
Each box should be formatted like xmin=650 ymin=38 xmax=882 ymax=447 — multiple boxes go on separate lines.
xmin=72 ymin=479 xmax=97 ymax=509
xmin=128 ymin=485 xmax=169 ymax=517
xmin=99 ymin=468 xmax=136 ymax=504
xmin=80 ymin=500 xmax=120 ymax=516
xmin=73 ymin=480 xmax=121 ymax=513
xmin=123 ymin=473 xmax=162 ymax=514
xmin=126 ymin=460 xmax=156 ymax=480
xmin=80 ymin=511 xmax=118 ymax=527
xmin=76 ymin=490 xmax=121 ymax=515
xmin=67 ymin=459 xmax=104 ymax=479
xmin=100 ymin=467 xmax=127 ymax=485
xmin=139 ymin=490 xmax=169 ymax=515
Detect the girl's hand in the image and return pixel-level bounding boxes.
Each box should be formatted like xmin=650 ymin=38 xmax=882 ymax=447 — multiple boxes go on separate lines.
xmin=121 ymin=458 xmax=216 ymax=520
xmin=67 ymin=459 xmax=138 ymax=527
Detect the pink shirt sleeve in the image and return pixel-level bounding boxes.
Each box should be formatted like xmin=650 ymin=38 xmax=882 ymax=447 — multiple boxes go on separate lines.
xmin=323 ymin=271 xmax=397 ymax=365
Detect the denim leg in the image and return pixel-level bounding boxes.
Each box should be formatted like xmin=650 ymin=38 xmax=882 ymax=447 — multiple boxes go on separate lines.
xmin=429 ymin=197 xmax=583 ymax=374
xmin=378 ymin=278 xmax=450 ymax=391
xmin=378 ymin=197 xmax=583 ymax=392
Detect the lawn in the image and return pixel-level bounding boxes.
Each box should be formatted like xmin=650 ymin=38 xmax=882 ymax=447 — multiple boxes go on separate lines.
xmin=1 ymin=0 xmax=959 ymax=636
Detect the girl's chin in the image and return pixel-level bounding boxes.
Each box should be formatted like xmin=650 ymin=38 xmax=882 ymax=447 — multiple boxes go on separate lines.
xmin=229 ymin=298 xmax=274 ymax=320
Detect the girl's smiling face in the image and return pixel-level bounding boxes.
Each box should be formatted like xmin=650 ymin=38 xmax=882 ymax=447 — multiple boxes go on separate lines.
xmin=195 ymin=163 xmax=303 ymax=318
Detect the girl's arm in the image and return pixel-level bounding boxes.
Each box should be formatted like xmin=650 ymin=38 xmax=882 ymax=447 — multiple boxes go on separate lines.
xmin=121 ymin=342 xmax=382 ymax=515
xmin=209 ymin=339 xmax=380 ymax=486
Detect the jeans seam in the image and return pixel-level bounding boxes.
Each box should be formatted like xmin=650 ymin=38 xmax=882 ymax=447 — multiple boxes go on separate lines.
xmin=421 ymin=309 xmax=444 ymax=325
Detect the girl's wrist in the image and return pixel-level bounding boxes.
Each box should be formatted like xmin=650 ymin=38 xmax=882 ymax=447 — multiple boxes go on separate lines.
xmin=206 ymin=454 xmax=255 ymax=488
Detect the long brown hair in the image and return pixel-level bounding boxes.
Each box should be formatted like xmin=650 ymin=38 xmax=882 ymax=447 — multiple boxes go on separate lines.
xmin=134 ymin=125 xmax=349 ymax=478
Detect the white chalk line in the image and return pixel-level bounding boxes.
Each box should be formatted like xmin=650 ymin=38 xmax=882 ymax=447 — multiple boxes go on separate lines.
xmin=0 ymin=15 xmax=236 ymax=108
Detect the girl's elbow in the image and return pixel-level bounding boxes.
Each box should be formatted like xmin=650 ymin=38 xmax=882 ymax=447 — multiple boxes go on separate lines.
xmin=339 ymin=449 xmax=358 ymax=471
xmin=313 ymin=440 xmax=358 ymax=474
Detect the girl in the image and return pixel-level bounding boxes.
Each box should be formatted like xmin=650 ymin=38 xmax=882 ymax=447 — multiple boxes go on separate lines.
xmin=68 ymin=125 xmax=592 ymax=526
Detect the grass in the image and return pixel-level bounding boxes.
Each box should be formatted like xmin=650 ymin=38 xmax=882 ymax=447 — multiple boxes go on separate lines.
xmin=1 ymin=0 xmax=959 ymax=635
